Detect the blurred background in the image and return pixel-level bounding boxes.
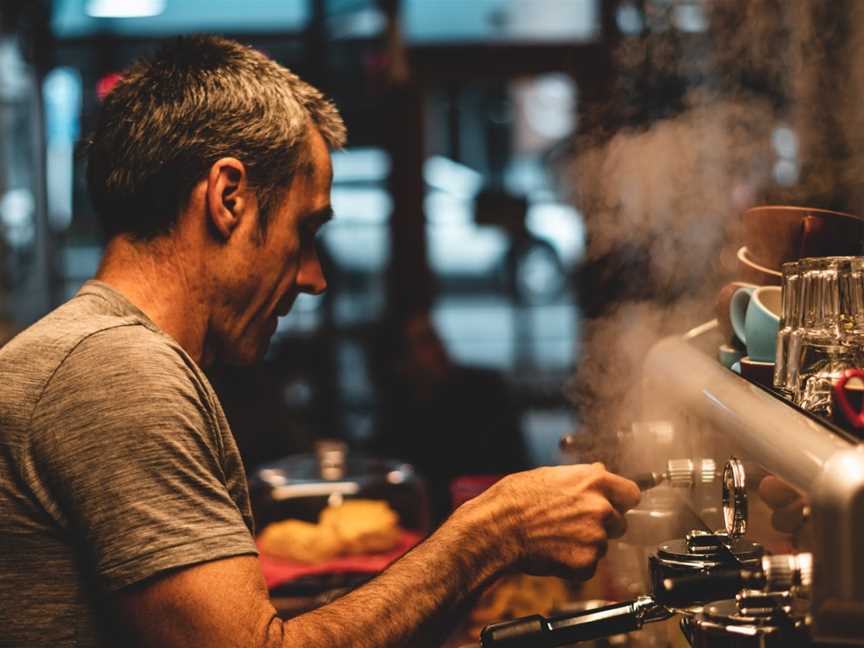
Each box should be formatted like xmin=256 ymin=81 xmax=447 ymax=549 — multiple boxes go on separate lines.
xmin=0 ymin=0 xmax=602 ymax=482
xmin=0 ymin=0 xmax=854 ymax=521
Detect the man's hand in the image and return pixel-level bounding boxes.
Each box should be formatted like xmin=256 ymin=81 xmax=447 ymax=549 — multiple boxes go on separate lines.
xmin=462 ymin=463 xmax=641 ymax=580
xmin=758 ymin=474 xmax=808 ymax=533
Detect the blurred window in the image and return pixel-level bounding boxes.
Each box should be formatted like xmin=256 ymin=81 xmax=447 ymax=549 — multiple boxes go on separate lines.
xmin=324 ymin=0 xmax=600 ymax=44
xmin=52 ymin=0 xmax=309 ymax=37
xmin=672 ymin=2 xmax=708 ymax=33
xmin=404 ymin=0 xmax=599 ymax=44
xmin=421 ymin=73 xmax=584 ymax=375
xmin=44 ymin=67 xmax=80 ymax=233
xmin=0 ymin=35 xmax=49 ymax=327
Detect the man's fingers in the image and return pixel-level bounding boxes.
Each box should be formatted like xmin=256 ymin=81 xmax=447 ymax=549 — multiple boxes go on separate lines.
xmin=569 ymin=562 xmax=599 ymax=583
xmin=771 ymin=501 xmax=806 ymax=533
xmin=604 ymin=509 xmax=628 ymax=540
xmin=759 ymin=475 xmax=801 ymax=509
xmin=595 ymin=471 xmax=642 ymax=513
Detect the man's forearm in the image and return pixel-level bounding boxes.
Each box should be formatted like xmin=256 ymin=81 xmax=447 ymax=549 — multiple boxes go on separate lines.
xmin=276 ymin=496 xmax=513 ymax=648
xmin=115 ymin=465 xmax=637 ymax=648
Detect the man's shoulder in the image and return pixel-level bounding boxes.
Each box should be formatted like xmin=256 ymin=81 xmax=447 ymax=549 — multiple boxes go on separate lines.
xmin=27 ymin=311 xmax=221 ymax=455
xmin=59 ymin=322 xmax=198 ymax=391
xmin=4 ymin=287 xmax=126 ymax=344
xmin=0 ymin=291 xmax=202 ymax=415
xmin=1 ymin=294 xmax=157 ymax=375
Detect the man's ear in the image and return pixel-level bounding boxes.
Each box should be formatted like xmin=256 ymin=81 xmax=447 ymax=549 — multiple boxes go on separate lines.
xmin=206 ymin=157 xmax=249 ymax=240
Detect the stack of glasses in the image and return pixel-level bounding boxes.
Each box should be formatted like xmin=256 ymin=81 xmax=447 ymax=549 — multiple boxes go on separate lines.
xmin=774 ymin=256 xmax=864 ymax=416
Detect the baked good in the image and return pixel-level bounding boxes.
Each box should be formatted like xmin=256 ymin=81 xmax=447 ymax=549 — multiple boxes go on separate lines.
xmin=257 ymin=499 xmax=402 ymax=563
xmin=319 ymin=499 xmax=401 ymax=554
xmin=257 ymin=518 xmax=342 ymax=563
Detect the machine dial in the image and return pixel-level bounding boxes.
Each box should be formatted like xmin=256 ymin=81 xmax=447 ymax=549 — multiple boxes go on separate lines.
xmin=722 ymin=458 xmax=748 ymax=538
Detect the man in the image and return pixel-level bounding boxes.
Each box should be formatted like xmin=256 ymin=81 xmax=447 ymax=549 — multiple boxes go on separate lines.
xmin=0 ymin=36 xmax=640 ymax=647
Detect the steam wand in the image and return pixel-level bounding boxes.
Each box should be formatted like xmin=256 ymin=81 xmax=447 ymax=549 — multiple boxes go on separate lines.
xmin=558 ymin=435 xmax=718 ymax=491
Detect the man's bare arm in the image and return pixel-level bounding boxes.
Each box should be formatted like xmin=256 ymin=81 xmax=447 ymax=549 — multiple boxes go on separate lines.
xmin=117 ymin=464 xmax=640 ymax=648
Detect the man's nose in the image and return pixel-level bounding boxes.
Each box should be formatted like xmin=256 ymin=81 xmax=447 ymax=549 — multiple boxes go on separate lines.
xmin=298 ymin=250 xmax=327 ymax=295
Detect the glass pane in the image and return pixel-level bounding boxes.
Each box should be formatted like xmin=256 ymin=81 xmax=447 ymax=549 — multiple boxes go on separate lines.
xmin=405 ymin=0 xmax=599 ymax=44
xmin=52 ymin=0 xmax=310 ymax=37
xmin=0 ymin=35 xmax=49 ymax=329
xmin=423 ymin=74 xmax=583 ymax=378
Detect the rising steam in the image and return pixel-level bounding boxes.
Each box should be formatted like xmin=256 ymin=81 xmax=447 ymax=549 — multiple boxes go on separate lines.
xmin=560 ymin=0 xmax=861 ymax=453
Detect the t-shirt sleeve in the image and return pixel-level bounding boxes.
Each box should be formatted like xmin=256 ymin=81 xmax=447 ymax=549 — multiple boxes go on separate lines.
xmin=26 ymin=325 xmax=258 ymax=591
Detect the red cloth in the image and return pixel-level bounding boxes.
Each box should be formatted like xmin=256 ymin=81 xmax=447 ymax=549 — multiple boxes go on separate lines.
xmin=449 ymin=474 xmax=504 ymax=510
xmin=259 ymin=530 xmax=423 ymax=590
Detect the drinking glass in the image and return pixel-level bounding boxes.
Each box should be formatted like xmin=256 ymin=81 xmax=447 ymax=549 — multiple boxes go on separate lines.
xmin=791 ymin=257 xmax=864 ymax=416
xmin=773 ymin=261 xmax=800 ymax=394
xmin=843 ymin=256 xmax=864 ymax=339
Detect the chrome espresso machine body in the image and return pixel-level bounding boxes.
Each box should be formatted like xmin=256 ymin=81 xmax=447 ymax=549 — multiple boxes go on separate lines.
xmin=481 ymin=334 xmax=864 ymax=647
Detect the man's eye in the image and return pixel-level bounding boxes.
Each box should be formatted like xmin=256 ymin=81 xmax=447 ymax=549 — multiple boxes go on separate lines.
xmin=300 ymin=224 xmax=327 ymax=252
xmin=302 ymin=225 xmax=321 ymax=242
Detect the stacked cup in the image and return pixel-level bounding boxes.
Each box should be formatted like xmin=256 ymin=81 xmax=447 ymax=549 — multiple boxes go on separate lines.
xmin=716 ymin=206 xmax=864 ymax=391
xmin=727 ymin=285 xmax=781 ymax=386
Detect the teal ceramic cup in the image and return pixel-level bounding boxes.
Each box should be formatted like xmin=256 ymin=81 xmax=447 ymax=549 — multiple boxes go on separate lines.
xmin=718 ymin=343 xmax=744 ymax=369
xmin=730 ymin=286 xmax=781 ymax=362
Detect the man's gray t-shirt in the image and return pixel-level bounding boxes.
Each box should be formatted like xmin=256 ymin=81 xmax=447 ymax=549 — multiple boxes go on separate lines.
xmin=0 ymin=280 xmax=258 ymax=646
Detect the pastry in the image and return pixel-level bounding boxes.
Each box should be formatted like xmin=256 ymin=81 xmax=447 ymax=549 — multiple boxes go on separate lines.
xmin=258 ymin=518 xmax=342 ymax=563
xmin=319 ymin=499 xmax=401 ymax=554
xmin=258 ymin=499 xmax=402 ymax=563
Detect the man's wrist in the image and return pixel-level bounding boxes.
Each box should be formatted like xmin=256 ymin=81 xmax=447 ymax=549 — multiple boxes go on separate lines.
xmin=442 ymin=486 xmax=521 ymax=587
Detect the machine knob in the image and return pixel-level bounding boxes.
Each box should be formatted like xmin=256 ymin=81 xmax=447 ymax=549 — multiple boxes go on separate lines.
xmin=762 ymin=553 xmax=813 ymax=591
xmin=665 ymin=458 xmax=718 ymax=487
xmin=685 ymin=529 xmax=730 ymax=553
xmin=666 ymin=459 xmax=696 ymax=487
xmin=722 ymin=458 xmax=748 ymax=538
xmin=736 ymin=589 xmax=786 ymax=616
xmin=698 ymin=458 xmax=718 ymax=484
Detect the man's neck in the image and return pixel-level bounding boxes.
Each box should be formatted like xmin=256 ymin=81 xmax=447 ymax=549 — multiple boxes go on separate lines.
xmin=95 ymin=234 xmax=210 ymax=365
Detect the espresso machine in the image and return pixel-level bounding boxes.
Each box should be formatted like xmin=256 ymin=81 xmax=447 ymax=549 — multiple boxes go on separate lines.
xmin=480 ymin=334 xmax=864 ymax=647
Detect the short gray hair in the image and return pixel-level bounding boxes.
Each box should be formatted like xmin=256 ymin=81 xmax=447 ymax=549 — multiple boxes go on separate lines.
xmin=86 ymin=35 xmax=347 ymax=239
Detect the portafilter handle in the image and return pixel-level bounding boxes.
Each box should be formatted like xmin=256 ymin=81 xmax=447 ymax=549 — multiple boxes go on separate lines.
xmin=659 ymin=552 xmax=813 ymax=602
xmin=480 ymin=596 xmax=671 ymax=648
xmin=658 ymin=567 xmax=752 ymax=605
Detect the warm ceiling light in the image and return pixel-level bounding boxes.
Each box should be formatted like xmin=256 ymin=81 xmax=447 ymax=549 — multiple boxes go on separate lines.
xmin=85 ymin=0 xmax=167 ymax=18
